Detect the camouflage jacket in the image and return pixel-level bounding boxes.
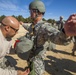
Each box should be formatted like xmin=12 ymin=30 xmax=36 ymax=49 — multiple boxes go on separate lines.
xmin=23 ymin=20 xmax=72 ymax=46
xmin=56 ymin=20 xmax=65 ymax=31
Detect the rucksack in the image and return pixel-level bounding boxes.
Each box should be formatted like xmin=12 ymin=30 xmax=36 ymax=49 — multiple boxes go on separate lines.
xmin=14 ymin=35 xmax=33 ymax=60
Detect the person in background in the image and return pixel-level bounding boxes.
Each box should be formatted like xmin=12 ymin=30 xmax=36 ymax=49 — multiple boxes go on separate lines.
xmin=71 ymin=36 xmax=76 ymax=56
xmin=0 ymin=16 xmax=29 ymax=75
xmin=57 ymin=16 xmax=65 ymax=31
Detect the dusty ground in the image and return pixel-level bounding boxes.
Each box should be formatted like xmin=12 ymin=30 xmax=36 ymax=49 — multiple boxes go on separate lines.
xmin=9 ymin=25 xmax=76 ymax=75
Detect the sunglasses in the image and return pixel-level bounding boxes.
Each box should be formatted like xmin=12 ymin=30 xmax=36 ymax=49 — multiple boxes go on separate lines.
xmin=30 ymin=9 xmax=38 ymax=13
xmin=1 ymin=22 xmax=19 ymax=32
xmin=9 ymin=26 xmax=19 ymax=32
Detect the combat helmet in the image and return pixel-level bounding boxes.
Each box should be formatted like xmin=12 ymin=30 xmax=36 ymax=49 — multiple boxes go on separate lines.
xmin=29 ymin=0 xmax=45 ymax=14
xmin=60 ymin=16 xmax=64 ymax=19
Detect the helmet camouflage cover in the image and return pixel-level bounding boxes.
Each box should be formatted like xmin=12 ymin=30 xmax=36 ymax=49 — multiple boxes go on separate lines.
xmin=29 ymin=0 xmax=45 ymax=13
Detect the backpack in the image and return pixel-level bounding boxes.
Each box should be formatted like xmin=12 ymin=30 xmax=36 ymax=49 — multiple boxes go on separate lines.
xmin=14 ymin=35 xmax=33 ymax=60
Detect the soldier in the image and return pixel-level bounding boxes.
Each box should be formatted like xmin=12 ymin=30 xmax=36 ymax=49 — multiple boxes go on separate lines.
xmin=19 ymin=0 xmax=76 ymax=75
xmin=72 ymin=36 xmax=76 ymax=56
xmin=0 ymin=16 xmax=29 ymax=75
xmin=57 ymin=16 xmax=65 ymax=31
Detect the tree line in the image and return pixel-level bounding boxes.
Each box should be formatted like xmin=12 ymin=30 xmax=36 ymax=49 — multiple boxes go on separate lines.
xmin=0 ymin=15 xmax=56 ymax=23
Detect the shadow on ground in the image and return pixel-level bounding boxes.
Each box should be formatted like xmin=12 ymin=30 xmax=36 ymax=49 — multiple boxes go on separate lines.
xmin=45 ymin=55 xmax=76 ymax=75
xmin=5 ymin=56 xmax=28 ymax=71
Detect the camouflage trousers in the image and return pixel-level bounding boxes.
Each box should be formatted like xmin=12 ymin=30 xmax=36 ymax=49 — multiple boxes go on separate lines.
xmin=29 ymin=42 xmax=48 ymax=75
xmin=30 ymin=47 xmax=46 ymax=75
xmin=29 ymin=56 xmax=45 ymax=75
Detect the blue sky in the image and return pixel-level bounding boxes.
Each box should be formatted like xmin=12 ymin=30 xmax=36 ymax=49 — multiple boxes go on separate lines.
xmin=0 ymin=0 xmax=76 ymax=20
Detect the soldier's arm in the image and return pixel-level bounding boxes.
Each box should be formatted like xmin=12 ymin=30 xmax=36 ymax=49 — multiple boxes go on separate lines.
xmin=45 ymin=14 xmax=76 ymax=45
xmin=20 ymin=21 xmax=30 ymax=30
xmin=22 ymin=24 xmax=30 ymax=31
xmin=44 ymin=24 xmax=71 ymax=45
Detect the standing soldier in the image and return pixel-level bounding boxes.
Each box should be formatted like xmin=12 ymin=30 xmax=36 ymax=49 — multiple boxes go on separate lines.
xmin=72 ymin=36 xmax=76 ymax=56
xmin=18 ymin=0 xmax=76 ymax=75
xmin=57 ymin=16 xmax=65 ymax=31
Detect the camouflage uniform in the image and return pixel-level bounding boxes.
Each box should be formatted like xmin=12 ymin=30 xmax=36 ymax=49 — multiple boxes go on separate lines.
xmin=17 ymin=0 xmax=72 ymax=75
xmin=22 ymin=20 xmax=72 ymax=75
xmin=47 ymin=23 xmax=57 ymax=51
xmin=72 ymin=36 xmax=76 ymax=55
xmin=56 ymin=16 xmax=65 ymax=31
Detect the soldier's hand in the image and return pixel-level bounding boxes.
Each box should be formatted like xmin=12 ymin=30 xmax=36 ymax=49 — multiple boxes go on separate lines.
xmin=20 ymin=21 xmax=24 ymax=25
xmin=17 ymin=68 xmax=30 ymax=75
xmin=64 ymin=14 xmax=76 ymax=36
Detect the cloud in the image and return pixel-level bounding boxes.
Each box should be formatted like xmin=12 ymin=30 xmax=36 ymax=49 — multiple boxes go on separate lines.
xmin=43 ymin=0 xmax=53 ymax=6
xmin=0 ymin=0 xmax=18 ymax=11
xmin=25 ymin=5 xmax=28 ymax=10
xmin=0 ymin=0 xmax=28 ymax=12
xmin=0 ymin=0 xmax=29 ymax=17
xmin=48 ymin=12 xmax=53 ymax=15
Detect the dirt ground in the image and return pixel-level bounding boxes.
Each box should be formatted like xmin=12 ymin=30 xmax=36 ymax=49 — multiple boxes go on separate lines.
xmin=9 ymin=25 xmax=76 ymax=75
